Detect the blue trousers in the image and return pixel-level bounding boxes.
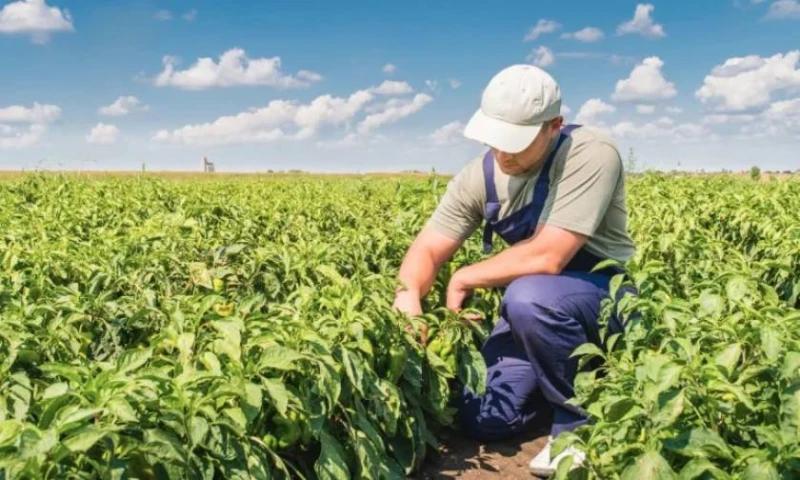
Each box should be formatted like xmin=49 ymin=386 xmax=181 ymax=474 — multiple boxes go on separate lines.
xmin=457 ymin=271 xmax=628 ymax=441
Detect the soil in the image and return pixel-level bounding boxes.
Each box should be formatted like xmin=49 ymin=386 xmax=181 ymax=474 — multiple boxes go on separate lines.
xmin=413 ymin=424 xmax=551 ymax=480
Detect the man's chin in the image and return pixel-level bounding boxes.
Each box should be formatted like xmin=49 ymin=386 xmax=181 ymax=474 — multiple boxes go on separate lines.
xmin=498 ymin=164 xmax=523 ymax=175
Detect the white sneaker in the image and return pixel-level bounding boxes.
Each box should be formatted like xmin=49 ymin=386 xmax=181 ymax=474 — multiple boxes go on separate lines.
xmin=529 ymin=436 xmax=586 ymax=477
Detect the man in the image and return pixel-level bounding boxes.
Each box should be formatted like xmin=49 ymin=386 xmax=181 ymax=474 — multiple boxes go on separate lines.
xmin=392 ymin=64 xmax=636 ymax=476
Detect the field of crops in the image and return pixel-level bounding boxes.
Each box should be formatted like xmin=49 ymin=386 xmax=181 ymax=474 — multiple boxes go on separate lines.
xmin=0 ymin=172 xmax=798 ymax=479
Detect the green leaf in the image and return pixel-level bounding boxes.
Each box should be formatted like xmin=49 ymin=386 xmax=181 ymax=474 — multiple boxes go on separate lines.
xmin=678 ymin=458 xmax=730 ymax=479
xmin=697 ymin=292 xmax=725 ymax=318
xmin=653 ymin=389 xmax=685 ymax=429
xmin=606 ymin=398 xmax=643 ymax=423
xmin=621 ymin=450 xmax=677 ymax=480
xmin=62 ymin=425 xmax=107 ymax=453
xmin=740 ymin=460 xmax=780 ymax=480
xmin=257 ymin=345 xmax=304 ymax=372
xmin=116 ymin=347 xmax=153 ymax=374
xmin=190 ymin=416 xmax=209 ymax=445
xmin=781 ymin=352 xmax=800 ymax=381
xmin=0 ymin=420 xmax=23 ymax=446
xmin=21 ymin=427 xmax=59 ymax=459
xmin=57 ymin=407 xmax=103 ymax=432
xmin=714 ymin=344 xmax=742 ymax=377
xmin=261 ymin=378 xmax=290 ymax=418
xmin=41 ymin=382 xmax=69 ymax=401
xmin=341 ymin=348 xmax=365 ymax=395
xmin=664 ymin=428 xmax=733 ymax=461
xmin=315 ymin=429 xmax=351 ymax=480
xmin=223 ymin=407 xmax=247 ymax=431
xmin=457 ymin=348 xmax=487 ymax=396
xmin=725 ymin=276 xmax=751 ymax=303
xmin=761 ymin=327 xmax=781 ymax=361
xmin=570 ymin=342 xmax=606 ymax=360
xmin=242 ymin=383 xmax=262 ymax=423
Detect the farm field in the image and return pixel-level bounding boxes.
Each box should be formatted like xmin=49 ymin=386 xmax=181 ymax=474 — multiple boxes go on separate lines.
xmin=0 ymin=172 xmax=798 ymax=479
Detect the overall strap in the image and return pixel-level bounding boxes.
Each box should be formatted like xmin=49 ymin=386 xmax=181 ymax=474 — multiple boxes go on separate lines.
xmin=482 ymin=150 xmax=501 ymax=253
xmin=481 ymin=124 xmax=581 ymax=253
xmin=524 ymin=130 xmax=570 ymax=234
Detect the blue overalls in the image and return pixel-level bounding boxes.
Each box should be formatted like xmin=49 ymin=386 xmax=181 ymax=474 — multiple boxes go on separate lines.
xmin=457 ymin=124 xmax=631 ymax=441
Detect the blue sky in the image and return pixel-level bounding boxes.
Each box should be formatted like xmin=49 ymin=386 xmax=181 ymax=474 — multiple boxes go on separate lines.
xmin=0 ymin=0 xmax=798 ymax=173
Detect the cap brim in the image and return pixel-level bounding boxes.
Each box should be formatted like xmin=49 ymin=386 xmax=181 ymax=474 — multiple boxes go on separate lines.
xmin=463 ymin=108 xmax=542 ymax=154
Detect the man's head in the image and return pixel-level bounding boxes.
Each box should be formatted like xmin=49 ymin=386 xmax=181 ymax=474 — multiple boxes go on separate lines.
xmin=464 ymin=64 xmax=565 ymax=175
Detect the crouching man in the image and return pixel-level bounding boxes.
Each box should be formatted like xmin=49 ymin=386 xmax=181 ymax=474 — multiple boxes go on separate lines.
xmin=392 ymin=64 xmax=636 ymax=476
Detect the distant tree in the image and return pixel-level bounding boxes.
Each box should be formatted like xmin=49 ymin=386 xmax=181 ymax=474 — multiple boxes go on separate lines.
xmin=750 ymin=166 xmax=761 ymax=180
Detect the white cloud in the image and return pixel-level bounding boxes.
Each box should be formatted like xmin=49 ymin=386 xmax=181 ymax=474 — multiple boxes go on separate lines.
xmin=695 ymin=50 xmax=800 ymax=111
xmin=765 ymin=0 xmax=800 ymax=19
xmin=154 ymin=48 xmax=323 ymax=90
xmin=154 ymin=88 xmax=377 ymax=146
xmin=0 ymin=101 xmax=59 ymax=149
xmin=562 ymin=104 xmax=572 ymax=116
xmin=425 ymin=80 xmax=439 ymax=93
xmin=87 ymin=123 xmax=120 ymax=145
xmin=358 ymin=93 xmax=433 ymax=134
xmin=317 ymin=132 xmax=388 ymax=150
xmin=561 ymin=27 xmax=604 ymax=42
xmin=154 ymin=10 xmax=172 ymax=21
xmin=736 ymin=98 xmax=800 ymax=138
xmin=616 ymin=3 xmax=666 ymax=38
xmin=611 ymin=119 xmax=711 ymax=142
xmin=428 ymin=121 xmax=465 ymax=145
xmin=98 ymin=96 xmax=149 ymax=116
xmin=0 ymin=0 xmax=74 ymax=44
xmin=702 ymin=113 xmax=757 ymax=125
xmin=183 ymin=9 xmax=198 ymax=21
xmin=524 ymin=19 xmax=560 ymax=41
xmin=370 ymin=80 xmax=413 ymax=95
xmin=0 ymin=102 xmax=61 ymax=123
xmin=575 ymin=98 xmax=616 ymax=126
xmin=612 ymin=56 xmax=677 ymax=102
xmin=666 ymin=106 xmax=683 ymax=114
xmin=527 ymin=46 xmax=555 ymax=67
xmin=382 ymin=63 xmax=397 ymax=75
xmin=636 ymin=104 xmax=656 ymax=114
xmin=449 ymin=79 xmax=462 ymax=89
xmin=761 ymin=98 xmax=800 ymax=132
xmin=0 ymin=124 xmax=46 ymax=149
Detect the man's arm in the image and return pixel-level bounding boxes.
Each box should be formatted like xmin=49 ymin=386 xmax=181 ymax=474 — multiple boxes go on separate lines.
xmin=449 ymin=223 xmax=585 ymax=292
xmin=393 ymin=224 xmax=464 ymax=315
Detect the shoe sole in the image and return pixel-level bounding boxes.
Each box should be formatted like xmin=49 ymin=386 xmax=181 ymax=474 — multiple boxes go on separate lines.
xmin=529 ymin=468 xmax=553 ymax=478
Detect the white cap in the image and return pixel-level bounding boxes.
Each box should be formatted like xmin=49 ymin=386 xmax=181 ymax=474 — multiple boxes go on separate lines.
xmin=463 ymin=64 xmax=562 ymax=153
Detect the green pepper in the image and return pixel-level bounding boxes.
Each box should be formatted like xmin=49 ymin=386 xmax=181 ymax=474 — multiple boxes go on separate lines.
xmin=387 ymin=343 xmax=407 ymax=383
xmin=270 ymin=410 xmax=302 ymax=449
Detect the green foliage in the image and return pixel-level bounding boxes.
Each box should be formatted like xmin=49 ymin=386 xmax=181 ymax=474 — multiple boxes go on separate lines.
xmin=0 ymin=173 xmax=496 ymax=479
xmin=751 ymin=166 xmax=761 ymax=180
xmin=0 ymin=172 xmax=798 ymax=478
xmin=556 ymin=173 xmax=800 ymax=479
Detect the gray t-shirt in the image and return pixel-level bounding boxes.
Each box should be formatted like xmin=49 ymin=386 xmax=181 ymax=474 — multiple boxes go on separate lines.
xmin=425 ymin=126 xmax=636 ymax=263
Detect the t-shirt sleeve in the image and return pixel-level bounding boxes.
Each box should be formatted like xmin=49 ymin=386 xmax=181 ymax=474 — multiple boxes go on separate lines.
xmin=424 ymin=163 xmax=485 ymax=242
xmin=539 ymin=142 xmax=623 ymax=237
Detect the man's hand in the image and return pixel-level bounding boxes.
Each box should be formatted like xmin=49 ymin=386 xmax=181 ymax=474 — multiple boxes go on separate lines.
xmin=446 ymin=270 xmax=473 ymax=313
xmin=393 ymin=289 xmax=429 ymax=345
xmin=392 ymin=289 xmax=422 ymax=317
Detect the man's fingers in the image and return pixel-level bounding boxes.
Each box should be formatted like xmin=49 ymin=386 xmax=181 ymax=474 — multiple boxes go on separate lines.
xmin=463 ymin=312 xmax=483 ymax=322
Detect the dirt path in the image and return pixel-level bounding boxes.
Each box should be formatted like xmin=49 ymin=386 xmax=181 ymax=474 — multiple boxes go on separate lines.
xmin=413 ymin=425 xmax=550 ymax=479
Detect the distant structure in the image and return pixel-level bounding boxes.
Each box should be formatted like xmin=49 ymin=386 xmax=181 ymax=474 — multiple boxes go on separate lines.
xmin=203 ymin=156 xmax=215 ymax=173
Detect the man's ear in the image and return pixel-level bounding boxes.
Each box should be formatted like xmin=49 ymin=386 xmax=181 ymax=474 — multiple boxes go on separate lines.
xmin=546 ymin=116 xmax=563 ymax=137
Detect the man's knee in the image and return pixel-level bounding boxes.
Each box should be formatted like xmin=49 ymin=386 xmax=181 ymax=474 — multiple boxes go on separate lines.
xmin=458 ymin=383 xmax=540 ymax=442
xmin=501 ymin=275 xmax=555 ymax=335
